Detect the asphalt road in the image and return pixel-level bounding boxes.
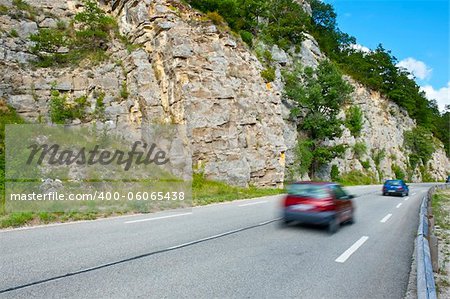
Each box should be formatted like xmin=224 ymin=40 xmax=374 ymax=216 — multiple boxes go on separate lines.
xmin=0 ymin=183 xmax=437 ymax=298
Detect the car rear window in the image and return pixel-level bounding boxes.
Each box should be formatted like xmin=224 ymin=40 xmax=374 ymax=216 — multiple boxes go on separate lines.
xmin=385 ymin=180 xmax=402 ymax=186
xmin=287 ymin=184 xmax=329 ymax=199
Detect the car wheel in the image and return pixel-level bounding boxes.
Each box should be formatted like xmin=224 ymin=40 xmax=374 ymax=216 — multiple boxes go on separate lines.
xmin=280 ymin=219 xmax=291 ymax=228
xmin=328 ymin=218 xmax=339 ymax=234
xmin=406 ymin=192 xmax=409 ymax=196
xmin=382 ymin=192 xmax=386 ymax=196
xmin=347 ymin=215 xmax=355 ymax=225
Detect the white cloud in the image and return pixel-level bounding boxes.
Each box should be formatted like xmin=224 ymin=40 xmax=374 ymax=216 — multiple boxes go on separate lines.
xmin=349 ymin=44 xmax=370 ymax=53
xmin=396 ymin=57 xmax=433 ymax=80
xmin=420 ymin=82 xmax=450 ymax=112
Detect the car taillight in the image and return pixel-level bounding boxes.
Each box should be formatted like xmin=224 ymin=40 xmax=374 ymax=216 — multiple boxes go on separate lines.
xmin=284 ymin=195 xmax=301 ymax=207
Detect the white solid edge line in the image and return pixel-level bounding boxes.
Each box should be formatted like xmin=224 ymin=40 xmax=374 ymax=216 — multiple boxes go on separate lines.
xmin=124 ymin=212 xmax=192 ymax=224
xmin=404 ymin=196 xmax=410 ymax=201
xmin=238 ymin=201 xmax=268 ymax=207
xmin=335 ymin=236 xmax=369 ymax=263
xmin=396 ymin=203 xmax=402 ymax=208
xmin=380 ymin=213 xmax=392 ymax=223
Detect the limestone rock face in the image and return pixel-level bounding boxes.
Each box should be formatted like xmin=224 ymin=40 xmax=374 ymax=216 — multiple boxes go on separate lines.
xmin=0 ymin=0 xmax=448 ymax=187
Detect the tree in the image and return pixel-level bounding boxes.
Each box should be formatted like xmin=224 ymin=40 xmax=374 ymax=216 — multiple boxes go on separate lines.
xmin=346 ymin=106 xmax=363 ymax=137
xmin=74 ymin=0 xmax=116 ymax=49
xmin=404 ymin=126 xmax=435 ymax=169
xmin=284 ymin=61 xmax=353 ymax=177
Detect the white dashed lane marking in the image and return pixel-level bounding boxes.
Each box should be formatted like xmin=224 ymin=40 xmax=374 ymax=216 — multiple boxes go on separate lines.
xmin=380 ymin=214 xmax=392 ymax=223
xmin=335 ymin=236 xmax=369 ymax=263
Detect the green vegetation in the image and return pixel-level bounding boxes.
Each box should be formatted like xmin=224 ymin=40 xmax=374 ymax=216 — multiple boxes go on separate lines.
xmin=12 ymin=0 xmax=31 ymax=11
xmin=94 ymin=92 xmax=105 ymax=119
xmin=188 ymin=0 xmax=310 ymax=49
xmin=120 ymin=81 xmax=129 ymax=99
xmin=0 ymin=101 xmax=25 ymax=214
xmin=0 ymin=173 xmax=284 ymax=228
xmin=360 ymin=160 xmax=371 ymax=170
xmin=307 ymin=0 xmax=448 ymax=155
xmin=9 ymin=29 xmax=19 ymax=38
xmin=288 ymin=139 xmax=314 ymax=179
xmin=260 ymin=67 xmax=275 ymax=82
xmin=206 ymin=11 xmax=225 ymax=26
xmin=10 ymin=0 xmax=37 ymax=20
xmin=192 ymin=173 xmax=283 ymax=205
xmin=239 ymin=30 xmax=253 ymax=47
xmin=338 ymin=170 xmax=377 ymax=186
xmin=49 ymin=91 xmax=88 ymax=124
xmin=0 ymin=212 xmax=33 ymax=228
xmin=353 ymin=142 xmax=367 ymax=159
xmin=432 ymin=189 xmax=450 ymax=230
xmin=0 ymin=5 xmax=9 ymax=15
xmin=284 ymin=61 xmax=353 ymax=177
xmin=372 ymin=148 xmax=386 ymax=180
xmin=404 ymin=126 xmax=435 ymax=169
xmin=30 ymin=0 xmax=117 ymax=67
xmin=330 ymin=164 xmax=340 ymax=181
xmin=345 ymin=106 xmax=363 ymax=137
xmin=391 ymin=164 xmax=405 ymax=180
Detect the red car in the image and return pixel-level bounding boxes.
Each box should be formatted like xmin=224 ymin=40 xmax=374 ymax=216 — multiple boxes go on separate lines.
xmin=281 ymin=182 xmax=355 ymax=234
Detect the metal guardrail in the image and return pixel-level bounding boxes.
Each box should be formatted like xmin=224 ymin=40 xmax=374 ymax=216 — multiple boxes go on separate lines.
xmin=416 ymin=184 xmax=449 ymax=299
xmin=416 ymin=195 xmax=437 ymax=299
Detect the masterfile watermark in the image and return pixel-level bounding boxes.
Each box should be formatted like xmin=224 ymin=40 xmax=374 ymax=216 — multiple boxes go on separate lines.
xmin=4 ymin=124 xmax=193 ymax=213
xmin=26 ymin=141 xmax=170 ymax=171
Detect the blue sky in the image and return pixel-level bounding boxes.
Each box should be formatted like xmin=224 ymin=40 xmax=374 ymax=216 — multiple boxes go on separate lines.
xmin=324 ymin=0 xmax=449 ymax=111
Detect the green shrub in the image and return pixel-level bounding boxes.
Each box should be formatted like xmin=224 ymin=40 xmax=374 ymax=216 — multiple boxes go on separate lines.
xmin=338 ymin=170 xmax=376 ymax=186
xmin=291 ymin=139 xmax=314 ymax=177
xmin=372 ymin=148 xmax=386 ymax=167
xmin=12 ymin=0 xmax=31 ymax=11
xmin=1 ymin=212 xmax=34 ymax=227
xmin=353 ymin=142 xmax=367 ymax=158
xmin=73 ymin=0 xmax=117 ymax=47
xmin=31 ymin=0 xmax=116 ymax=67
xmin=345 ymin=106 xmax=363 ymax=136
xmin=261 ymin=67 xmax=275 ymax=82
xmin=192 ymin=173 xmax=283 ymax=205
xmin=0 ymin=5 xmax=8 ymax=15
xmin=94 ymin=92 xmax=105 ymax=119
xmin=239 ymin=30 xmax=253 ymax=47
xmin=30 ymin=28 xmax=67 ymax=53
xmin=0 ymin=103 xmax=25 ymax=213
xmin=206 ymin=11 xmax=225 ymax=26
xmin=361 ymin=160 xmax=371 ymax=170
xmin=392 ymin=164 xmax=405 ymax=180
xmin=9 ymin=29 xmax=19 ymax=37
xmin=330 ymin=164 xmax=340 ymax=181
xmin=120 ymin=81 xmax=129 ymax=99
xmin=50 ymin=91 xmax=88 ymax=124
xmin=404 ymin=126 xmax=435 ymax=169
xmin=420 ymin=166 xmax=434 ymax=182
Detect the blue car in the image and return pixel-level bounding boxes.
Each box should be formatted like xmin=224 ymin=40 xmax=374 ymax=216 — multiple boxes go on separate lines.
xmin=382 ymin=180 xmax=409 ymax=197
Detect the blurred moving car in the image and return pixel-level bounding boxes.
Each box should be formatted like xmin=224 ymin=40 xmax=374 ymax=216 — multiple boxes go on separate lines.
xmin=382 ymin=179 xmax=409 ymax=196
xmin=446 ymin=175 xmax=450 ymax=183
xmin=281 ymin=182 xmax=355 ymax=234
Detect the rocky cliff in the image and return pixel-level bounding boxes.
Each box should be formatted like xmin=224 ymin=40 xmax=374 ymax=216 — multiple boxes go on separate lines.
xmin=0 ymin=0 xmax=448 ymax=186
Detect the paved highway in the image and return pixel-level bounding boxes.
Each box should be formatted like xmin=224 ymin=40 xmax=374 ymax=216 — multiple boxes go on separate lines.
xmin=0 ymin=184 xmax=436 ymax=298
